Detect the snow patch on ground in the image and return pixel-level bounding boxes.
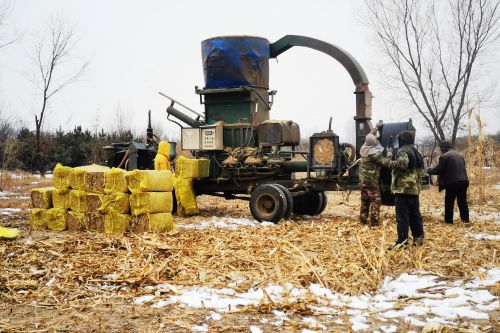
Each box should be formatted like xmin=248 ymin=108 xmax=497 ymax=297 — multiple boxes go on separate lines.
xmin=133 ymin=269 xmax=499 ymax=331
xmin=0 ymin=207 xmax=22 ymax=215
xmin=469 ymin=211 xmax=500 ymax=222
xmin=467 ymin=233 xmax=500 ymax=241
xmin=177 ymin=216 xmax=275 ymax=230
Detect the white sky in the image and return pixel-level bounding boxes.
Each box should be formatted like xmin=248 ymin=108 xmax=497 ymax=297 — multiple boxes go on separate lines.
xmin=0 ymin=0 xmax=498 ymax=144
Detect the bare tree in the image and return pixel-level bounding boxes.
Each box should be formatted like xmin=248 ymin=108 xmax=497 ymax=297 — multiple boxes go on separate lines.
xmin=363 ymin=0 xmax=500 ymax=144
xmin=0 ymin=0 xmax=17 ymax=49
xmin=29 ymin=16 xmax=87 ymax=175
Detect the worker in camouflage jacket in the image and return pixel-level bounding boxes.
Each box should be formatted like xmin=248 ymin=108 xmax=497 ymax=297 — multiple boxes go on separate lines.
xmin=358 ymin=126 xmax=391 ymax=226
xmin=387 ymin=130 xmax=425 ymax=247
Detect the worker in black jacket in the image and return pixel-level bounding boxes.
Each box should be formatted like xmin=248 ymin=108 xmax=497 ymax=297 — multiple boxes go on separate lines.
xmin=428 ymin=140 xmax=469 ymax=224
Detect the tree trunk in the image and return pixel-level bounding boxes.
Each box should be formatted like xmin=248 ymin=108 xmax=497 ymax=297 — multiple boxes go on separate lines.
xmin=35 ymin=120 xmax=45 ymax=177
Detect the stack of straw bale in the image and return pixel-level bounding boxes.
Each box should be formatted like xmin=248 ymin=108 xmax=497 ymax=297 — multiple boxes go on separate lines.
xmin=127 ymin=169 xmax=175 ymax=233
xmin=29 ymin=164 xmax=176 ymax=234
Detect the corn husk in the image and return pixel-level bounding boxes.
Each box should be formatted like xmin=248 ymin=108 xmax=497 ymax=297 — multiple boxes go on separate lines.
xmin=104 ymin=213 xmax=130 ymax=234
xmin=129 ymin=213 xmax=175 ymax=233
xmin=126 ymin=170 xmax=174 ymax=193
xmin=66 ymin=211 xmax=88 ymax=231
xmin=98 ymin=192 xmax=130 ymax=214
xmin=29 ymin=208 xmax=47 ymax=230
xmin=46 ymin=208 xmax=67 ymax=231
xmin=69 ymin=190 xmax=87 ymax=212
xmin=53 ymin=163 xmax=72 ymax=190
xmin=30 ymin=187 xmax=54 ymax=209
xmin=104 ymin=168 xmax=129 ymax=193
xmin=129 ymin=192 xmax=173 ymax=216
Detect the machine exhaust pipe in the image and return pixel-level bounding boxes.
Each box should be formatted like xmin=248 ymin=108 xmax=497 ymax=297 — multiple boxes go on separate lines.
xmin=166 ymin=104 xmax=202 ymax=128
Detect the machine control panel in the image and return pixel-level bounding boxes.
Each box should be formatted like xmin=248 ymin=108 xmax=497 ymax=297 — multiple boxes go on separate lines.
xmin=181 ymin=128 xmax=201 ymax=150
xmin=201 ymin=123 xmax=223 ymax=150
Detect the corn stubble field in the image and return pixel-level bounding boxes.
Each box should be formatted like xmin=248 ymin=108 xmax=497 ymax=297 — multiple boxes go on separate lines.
xmin=0 ymin=170 xmax=499 ymax=333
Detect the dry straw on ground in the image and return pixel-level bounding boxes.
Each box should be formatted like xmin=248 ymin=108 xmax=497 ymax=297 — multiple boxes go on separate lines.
xmin=0 ymin=171 xmax=499 ymax=331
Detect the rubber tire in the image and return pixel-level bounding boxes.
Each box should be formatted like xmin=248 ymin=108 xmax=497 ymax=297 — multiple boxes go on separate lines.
xmin=293 ymin=191 xmax=324 ymax=216
xmin=317 ymin=191 xmax=328 ymax=215
xmin=272 ymin=184 xmax=293 ymax=220
xmin=249 ymin=184 xmax=288 ymax=223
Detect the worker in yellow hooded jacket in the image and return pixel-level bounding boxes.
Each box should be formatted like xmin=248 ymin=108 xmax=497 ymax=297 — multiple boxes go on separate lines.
xmin=154 ymin=141 xmax=170 ymax=170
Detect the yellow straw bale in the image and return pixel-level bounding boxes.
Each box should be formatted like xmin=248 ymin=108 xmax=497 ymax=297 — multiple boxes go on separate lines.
xmin=98 ymin=192 xmax=130 ymax=214
xmin=176 ymin=155 xmax=210 ymax=179
xmin=29 ymin=208 xmax=47 ymax=230
xmin=104 ymin=168 xmax=129 ymax=193
xmin=67 ymin=211 xmax=88 ymax=231
xmin=126 ymin=169 xmax=174 ymax=193
xmin=30 ymin=187 xmax=54 ymax=209
xmin=46 ymin=208 xmax=67 ymax=231
xmin=129 ymin=192 xmax=173 ymax=215
xmin=130 ymin=213 xmax=175 ymax=233
xmin=104 ymin=213 xmax=130 ymax=234
xmin=83 ymin=164 xmax=110 ymax=193
xmin=69 ymin=165 xmax=106 ymax=190
xmin=53 ymin=163 xmax=72 ymax=190
xmin=53 ymin=191 xmax=69 ymax=210
xmin=69 ymin=190 xmax=88 ymax=212
xmin=86 ymin=193 xmax=104 ymax=213
xmin=174 ymin=175 xmax=198 ymax=216
xmin=86 ymin=213 xmax=104 ymax=232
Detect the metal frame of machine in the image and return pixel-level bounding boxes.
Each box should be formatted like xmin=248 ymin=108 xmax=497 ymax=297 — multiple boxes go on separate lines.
xmin=106 ymin=35 xmax=427 ymax=223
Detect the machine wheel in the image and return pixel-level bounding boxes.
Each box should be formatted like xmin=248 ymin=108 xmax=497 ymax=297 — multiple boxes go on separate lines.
xmin=293 ymin=191 xmax=324 ymax=216
xmin=317 ymin=191 xmax=328 ymax=215
xmin=272 ymin=184 xmax=293 ymax=220
xmin=250 ymin=184 xmax=288 ymax=223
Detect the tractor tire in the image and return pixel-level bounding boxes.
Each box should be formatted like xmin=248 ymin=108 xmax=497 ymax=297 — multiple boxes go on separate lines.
xmin=293 ymin=191 xmax=324 ymax=216
xmin=249 ymin=184 xmax=288 ymax=223
xmin=272 ymin=184 xmax=293 ymax=220
xmin=317 ymin=191 xmax=328 ymax=215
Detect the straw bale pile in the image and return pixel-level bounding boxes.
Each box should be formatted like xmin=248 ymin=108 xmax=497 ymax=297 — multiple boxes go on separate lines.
xmin=29 ymin=165 xmax=175 ymax=234
xmin=126 ymin=170 xmax=175 ymax=233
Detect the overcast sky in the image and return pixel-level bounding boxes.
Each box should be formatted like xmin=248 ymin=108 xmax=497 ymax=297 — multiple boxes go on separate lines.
xmin=0 ymin=0 xmax=498 ymax=144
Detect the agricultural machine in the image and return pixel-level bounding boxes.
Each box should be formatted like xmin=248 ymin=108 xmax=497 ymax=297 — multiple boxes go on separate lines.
xmin=104 ymin=35 xmax=421 ymax=223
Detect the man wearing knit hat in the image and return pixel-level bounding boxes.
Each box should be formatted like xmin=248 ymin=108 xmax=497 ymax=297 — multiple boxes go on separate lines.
xmin=358 ymin=127 xmax=390 ymax=226
xmin=428 ymin=140 xmax=469 ymax=224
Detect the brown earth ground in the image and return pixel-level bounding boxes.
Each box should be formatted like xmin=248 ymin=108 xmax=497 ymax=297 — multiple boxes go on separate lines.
xmin=0 ymin=171 xmax=499 ymax=332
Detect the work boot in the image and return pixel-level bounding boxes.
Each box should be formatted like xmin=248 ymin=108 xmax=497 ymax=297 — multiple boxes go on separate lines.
xmin=360 ymin=219 xmax=368 ymax=225
xmin=388 ymin=240 xmax=408 ymax=251
xmin=413 ymin=237 xmax=424 ymax=246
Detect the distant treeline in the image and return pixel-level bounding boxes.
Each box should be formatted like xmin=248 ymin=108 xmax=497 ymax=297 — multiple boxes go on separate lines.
xmin=0 ymin=124 xmax=139 ymax=173
xmin=1 ymin=119 xmax=499 ymax=173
